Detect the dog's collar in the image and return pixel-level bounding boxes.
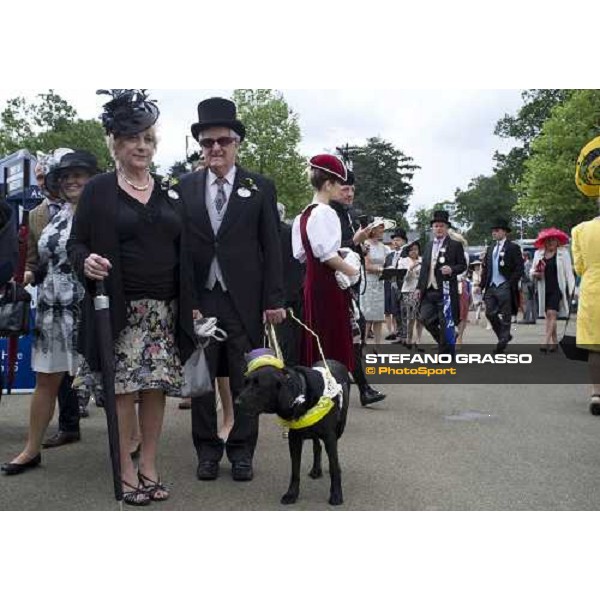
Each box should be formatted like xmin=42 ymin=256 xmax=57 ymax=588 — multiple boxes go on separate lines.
xmin=278 ymin=397 xmax=335 ymax=430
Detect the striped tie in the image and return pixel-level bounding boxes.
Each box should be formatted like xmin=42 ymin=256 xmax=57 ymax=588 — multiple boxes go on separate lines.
xmin=215 ymin=178 xmax=227 ymax=213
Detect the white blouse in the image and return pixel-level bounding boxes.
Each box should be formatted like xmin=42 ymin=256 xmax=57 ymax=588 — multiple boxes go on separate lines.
xmin=292 ymin=201 xmax=341 ymax=264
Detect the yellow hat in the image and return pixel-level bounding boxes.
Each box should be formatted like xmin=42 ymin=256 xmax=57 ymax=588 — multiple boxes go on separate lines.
xmin=575 ymin=136 xmax=600 ymax=198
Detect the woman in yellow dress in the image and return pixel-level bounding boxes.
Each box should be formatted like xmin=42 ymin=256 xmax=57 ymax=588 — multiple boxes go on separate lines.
xmin=572 ymin=211 xmax=600 ymax=413
xmin=573 ymin=136 xmax=600 ymax=414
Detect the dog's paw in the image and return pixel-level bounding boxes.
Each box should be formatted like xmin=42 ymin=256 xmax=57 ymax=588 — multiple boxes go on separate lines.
xmin=308 ymin=467 xmax=323 ymax=480
xmin=329 ymin=493 xmax=344 ymax=507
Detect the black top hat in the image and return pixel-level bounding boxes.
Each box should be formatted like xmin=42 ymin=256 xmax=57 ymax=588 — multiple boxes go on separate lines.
xmin=430 ymin=210 xmax=452 ymax=227
xmin=191 ymin=98 xmax=246 ymax=142
xmin=392 ymin=228 xmax=408 ymax=240
xmin=490 ymin=218 xmax=512 ymax=233
xmin=97 ymin=89 xmax=159 ymax=137
xmin=344 ymin=170 xmax=355 ymax=186
xmin=45 ymin=150 xmax=101 ymax=196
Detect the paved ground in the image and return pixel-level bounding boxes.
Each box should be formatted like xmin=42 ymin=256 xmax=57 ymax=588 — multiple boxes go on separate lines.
xmin=1 ymin=317 xmax=598 ymax=511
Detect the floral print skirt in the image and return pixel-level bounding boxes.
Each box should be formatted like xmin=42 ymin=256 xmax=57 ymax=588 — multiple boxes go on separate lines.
xmin=74 ymin=298 xmax=183 ymax=398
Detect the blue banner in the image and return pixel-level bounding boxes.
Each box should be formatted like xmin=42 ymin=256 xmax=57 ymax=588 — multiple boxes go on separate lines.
xmin=1 ymin=308 xmax=36 ymax=394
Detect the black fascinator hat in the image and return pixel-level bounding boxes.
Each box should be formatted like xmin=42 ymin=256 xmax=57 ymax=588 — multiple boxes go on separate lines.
xmin=97 ymin=89 xmax=159 ymax=137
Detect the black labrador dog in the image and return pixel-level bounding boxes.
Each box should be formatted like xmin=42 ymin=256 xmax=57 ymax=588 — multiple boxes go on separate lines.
xmin=238 ymin=360 xmax=350 ymax=506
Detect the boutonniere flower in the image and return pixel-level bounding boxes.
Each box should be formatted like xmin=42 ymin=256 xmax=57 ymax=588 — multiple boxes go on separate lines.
xmin=238 ymin=177 xmax=260 ymax=199
xmin=160 ymin=175 xmax=180 ymax=200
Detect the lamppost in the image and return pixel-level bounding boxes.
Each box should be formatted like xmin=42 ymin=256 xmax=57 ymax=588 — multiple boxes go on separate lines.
xmin=336 ymin=144 xmax=354 ymax=170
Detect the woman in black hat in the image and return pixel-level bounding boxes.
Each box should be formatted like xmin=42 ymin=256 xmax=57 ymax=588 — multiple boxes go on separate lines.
xmin=2 ymin=151 xmax=99 ymax=477
xmin=67 ymin=90 xmax=196 ymax=506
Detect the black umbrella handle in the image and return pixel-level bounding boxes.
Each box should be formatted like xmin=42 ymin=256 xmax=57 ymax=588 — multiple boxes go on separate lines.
xmin=94 ymin=280 xmax=110 ymax=310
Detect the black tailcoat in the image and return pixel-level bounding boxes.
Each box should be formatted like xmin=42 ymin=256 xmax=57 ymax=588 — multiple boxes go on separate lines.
xmin=481 ymin=240 xmax=524 ymax=316
xmin=417 ymin=237 xmax=467 ymax=323
xmin=179 ymin=166 xmax=284 ymax=348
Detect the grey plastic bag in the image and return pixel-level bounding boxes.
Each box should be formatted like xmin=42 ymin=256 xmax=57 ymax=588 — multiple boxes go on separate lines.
xmin=181 ymin=347 xmax=213 ymax=398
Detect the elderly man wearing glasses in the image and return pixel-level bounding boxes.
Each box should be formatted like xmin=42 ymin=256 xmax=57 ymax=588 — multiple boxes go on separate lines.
xmin=179 ymin=97 xmax=285 ymax=484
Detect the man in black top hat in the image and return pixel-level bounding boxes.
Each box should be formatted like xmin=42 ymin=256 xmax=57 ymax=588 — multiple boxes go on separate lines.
xmin=179 ymin=97 xmax=285 ymax=482
xmin=416 ymin=210 xmax=467 ymax=353
xmin=480 ymin=218 xmax=524 ymax=352
xmin=330 ymin=171 xmax=386 ymax=406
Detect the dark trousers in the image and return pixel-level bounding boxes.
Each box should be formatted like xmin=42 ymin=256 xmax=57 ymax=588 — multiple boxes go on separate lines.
xmin=277 ymin=297 xmax=303 ymax=367
xmin=57 ymin=374 xmax=80 ymax=434
xmin=419 ymin=288 xmax=454 ymax=354
xmin=484 ymin=283 xmax=512 ymax=343
xmin=192 ymin=285 xmax=258 ymax=464
xmin=395 ymin=289 xmax=407 ymax=341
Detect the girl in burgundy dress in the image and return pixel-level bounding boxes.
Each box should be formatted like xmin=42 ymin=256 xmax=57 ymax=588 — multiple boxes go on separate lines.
xmin=292 ymin=155 xmax=359 ymax=372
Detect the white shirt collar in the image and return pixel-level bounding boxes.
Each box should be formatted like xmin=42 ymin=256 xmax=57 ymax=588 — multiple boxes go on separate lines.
xmin=207 ymin=166 xmax=237 ymax=187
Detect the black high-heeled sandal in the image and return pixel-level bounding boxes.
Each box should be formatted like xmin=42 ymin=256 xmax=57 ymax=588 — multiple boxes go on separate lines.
xmin=122 ymin=481 xmax=151 ymax=507
xmin=138 ymin=473 xmax=170 ymax=502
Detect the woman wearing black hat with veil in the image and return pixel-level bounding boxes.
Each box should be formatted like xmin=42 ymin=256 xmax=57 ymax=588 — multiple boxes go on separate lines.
xmin=67 ymin=90 xmax=195 ymax=506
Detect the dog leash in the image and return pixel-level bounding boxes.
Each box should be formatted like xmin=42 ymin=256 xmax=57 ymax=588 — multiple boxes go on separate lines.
xmin=286 ymin=309 xmax=334 ymax=381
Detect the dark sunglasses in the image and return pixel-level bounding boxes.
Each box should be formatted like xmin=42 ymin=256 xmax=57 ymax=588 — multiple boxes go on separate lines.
xmin=199 ymin=136 xmax=237 ymax=149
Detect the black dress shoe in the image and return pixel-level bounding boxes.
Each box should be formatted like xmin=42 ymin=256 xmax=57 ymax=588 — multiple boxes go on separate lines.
xmin=495 ymin=335 xmax=513 ymax=354
xmin=1 ymin=454 xmax=42 ymax=476
xmin=360 ymin=387 xmax=386 ymax=407
xmin=42 ymin=431 xmax=81 ymax=449
xmin=197 ymin=461 xmax=219 ymax=481
xmin=232 ymin=461 xmax=254 ymax=482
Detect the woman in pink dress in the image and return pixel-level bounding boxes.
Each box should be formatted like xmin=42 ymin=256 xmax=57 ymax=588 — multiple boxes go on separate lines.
xmin=292 ymin=155 xmax=359 ymax=372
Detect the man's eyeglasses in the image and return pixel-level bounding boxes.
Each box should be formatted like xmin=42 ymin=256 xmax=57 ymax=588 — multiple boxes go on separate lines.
xmin=199 ymin=137 xmax=237 ymax=149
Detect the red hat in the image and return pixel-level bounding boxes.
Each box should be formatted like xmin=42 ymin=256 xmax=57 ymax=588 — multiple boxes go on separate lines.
xmin=309 ymin=154 xmax=348 ymax=182
xmin=534 ymin=227 xmax=570 ymax=249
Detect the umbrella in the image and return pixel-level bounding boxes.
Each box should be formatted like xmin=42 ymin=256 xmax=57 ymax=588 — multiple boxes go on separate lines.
xmin=94 ymin=281 xmax=123 ymax=504
xmin=534 ymin=228 xmax=570 ymax=249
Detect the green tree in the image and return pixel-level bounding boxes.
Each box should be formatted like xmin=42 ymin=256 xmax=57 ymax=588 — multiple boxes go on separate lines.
xmin=517 ymin=89 xmax=600 ymax=231
xmin=232 ymin=89 xmax=311 ymax=217
xmin=494 ymin=89 xmax=576 ymax=186
xmin=0 ymin=90 xmax=112 ymax=170
xmin=346 ymin=137 xmax=420 ymax=223
xmin=453 ymin=173 xmax=519 ymax=244
xmin=412 ymin=207 xmax=433 ymax=248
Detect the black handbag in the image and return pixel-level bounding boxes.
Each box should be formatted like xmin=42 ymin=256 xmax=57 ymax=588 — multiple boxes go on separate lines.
xmin=0 ymin=282 xmax=31 ymax=338
xmin=559 ymin=288 xmax=588 ymax=362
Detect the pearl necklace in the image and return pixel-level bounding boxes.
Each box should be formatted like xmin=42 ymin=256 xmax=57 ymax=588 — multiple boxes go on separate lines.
xmin=119 ymin=168 xmax=151 ymax=192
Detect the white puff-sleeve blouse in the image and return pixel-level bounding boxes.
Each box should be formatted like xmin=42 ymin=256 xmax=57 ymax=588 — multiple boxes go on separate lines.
xmin=292 ymin=202 xmax=342 ymax=264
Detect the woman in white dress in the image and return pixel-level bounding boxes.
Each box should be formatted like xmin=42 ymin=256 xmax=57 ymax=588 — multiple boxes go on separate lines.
xmin=2 ymin=151 xmax=98 ymax=476
xmin=361 ymin=223 xmax=389 ymax=345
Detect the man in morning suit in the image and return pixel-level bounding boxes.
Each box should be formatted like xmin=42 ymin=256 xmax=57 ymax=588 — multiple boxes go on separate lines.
xmin=480 ymin=218 xmax=524 ymax=353
xmin=416 ymin=210 xmax=467 ymax=353
xmin=179 ymin=98 xmax=285 ymax=483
